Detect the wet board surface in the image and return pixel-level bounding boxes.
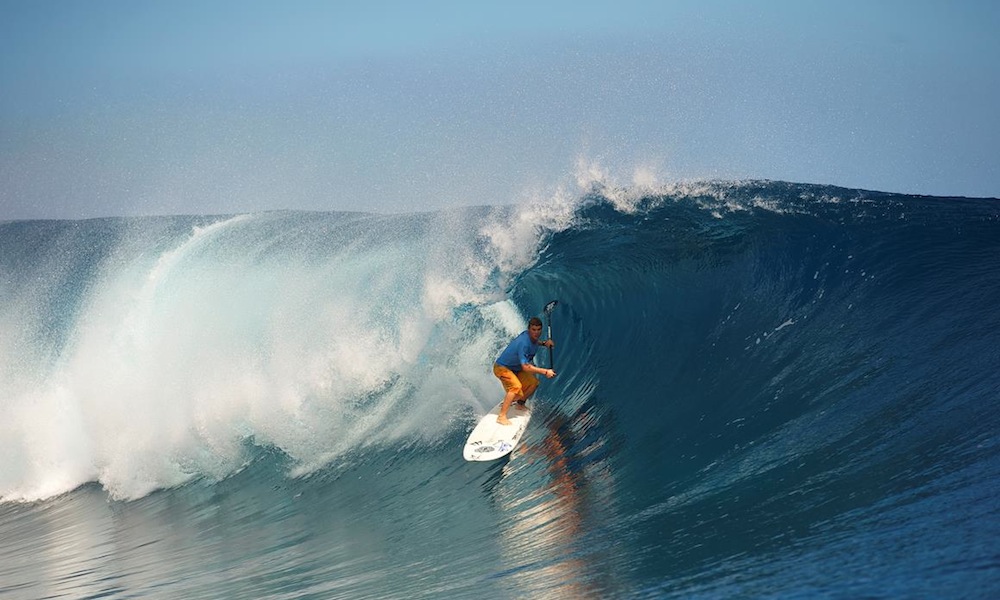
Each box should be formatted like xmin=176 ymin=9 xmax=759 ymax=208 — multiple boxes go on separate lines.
xmin=463 ymin=400 xmax=531 ymax=461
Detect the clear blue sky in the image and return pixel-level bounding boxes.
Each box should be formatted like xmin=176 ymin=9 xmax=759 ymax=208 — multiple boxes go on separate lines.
xmin=2 ymin=0 xmax=998 ymax=218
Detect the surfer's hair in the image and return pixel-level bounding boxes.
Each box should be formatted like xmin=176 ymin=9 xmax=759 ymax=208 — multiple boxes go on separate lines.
xmin=528 ymin=317 xmax=543 ymax=328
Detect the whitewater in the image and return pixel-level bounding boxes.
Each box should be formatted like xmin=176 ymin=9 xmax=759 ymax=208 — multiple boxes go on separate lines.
xmin=1 ymin=179 xmax=998 ymax=598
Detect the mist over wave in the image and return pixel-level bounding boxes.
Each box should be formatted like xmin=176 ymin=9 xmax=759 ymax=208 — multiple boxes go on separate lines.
xmin=0 ymin=206 xmax=559 ymax=500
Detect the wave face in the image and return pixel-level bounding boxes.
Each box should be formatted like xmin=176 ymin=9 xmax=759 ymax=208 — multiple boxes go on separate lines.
xmin=1 ymin=182 xmax=999 ymax=598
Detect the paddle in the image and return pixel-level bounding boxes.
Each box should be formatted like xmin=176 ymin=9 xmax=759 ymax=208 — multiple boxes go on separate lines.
xmin=543 ymin=300 xmax=558 ymax=369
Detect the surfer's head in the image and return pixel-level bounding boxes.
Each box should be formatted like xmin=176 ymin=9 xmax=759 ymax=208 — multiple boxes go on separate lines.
xmin=528 ymin=317 xmax=543 ymax=341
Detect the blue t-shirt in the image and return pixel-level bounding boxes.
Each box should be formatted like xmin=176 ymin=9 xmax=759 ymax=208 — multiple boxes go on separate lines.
xmin=496 ymin=331 xmax=538 ymax=372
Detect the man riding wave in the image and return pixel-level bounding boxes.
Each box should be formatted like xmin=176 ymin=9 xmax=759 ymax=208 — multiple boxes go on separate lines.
xmin=493 ymin=316 xmax=556 ymax=425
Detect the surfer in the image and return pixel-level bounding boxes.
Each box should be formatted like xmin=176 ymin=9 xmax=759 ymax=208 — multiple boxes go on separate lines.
xmin=494 ymin=317 xmax=556 ymax=425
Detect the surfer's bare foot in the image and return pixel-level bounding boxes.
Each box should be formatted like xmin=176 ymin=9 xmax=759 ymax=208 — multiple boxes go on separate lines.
xmin=497 ymin=415 xmax=511 ymax=426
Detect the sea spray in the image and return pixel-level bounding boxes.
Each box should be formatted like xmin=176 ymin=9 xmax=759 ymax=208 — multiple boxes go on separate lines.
xmin=0 ymin=207 xmax=561 ymax=500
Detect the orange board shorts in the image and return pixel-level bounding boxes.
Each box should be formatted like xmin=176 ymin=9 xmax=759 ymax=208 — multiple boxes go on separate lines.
xmin=493 ymin=364 xmax=538 ymax=400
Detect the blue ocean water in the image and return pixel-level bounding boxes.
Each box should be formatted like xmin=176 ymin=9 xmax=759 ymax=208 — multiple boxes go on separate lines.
xmin=1 ymin=181 xmax=998 ymax=598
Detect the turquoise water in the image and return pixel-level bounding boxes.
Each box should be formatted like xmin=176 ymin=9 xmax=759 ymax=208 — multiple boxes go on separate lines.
xmin=2 ymin=182 xmax=998 ymax=598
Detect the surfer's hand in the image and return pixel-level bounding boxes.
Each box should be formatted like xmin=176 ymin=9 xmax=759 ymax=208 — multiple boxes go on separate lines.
xmin=545 ymin=369 xmax=556 ymax=379
xmin=542 ymin=339 xmax=555 ymax=348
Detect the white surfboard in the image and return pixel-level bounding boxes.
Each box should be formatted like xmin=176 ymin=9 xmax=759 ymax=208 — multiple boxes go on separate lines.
xmin=463 ymin=400 xmax=532 ymax=461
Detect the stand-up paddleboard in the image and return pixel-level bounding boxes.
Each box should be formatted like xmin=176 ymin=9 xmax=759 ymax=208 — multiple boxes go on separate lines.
xmin=463 ymin=401 xmax=532 ymax=461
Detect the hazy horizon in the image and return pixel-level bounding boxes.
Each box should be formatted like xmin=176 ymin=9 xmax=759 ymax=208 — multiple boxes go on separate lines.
xmin=2 ymin=0 xmax=998 ymax=219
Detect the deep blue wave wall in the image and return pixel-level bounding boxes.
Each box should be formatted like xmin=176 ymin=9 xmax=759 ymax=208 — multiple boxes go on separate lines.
xmin=512 ymin=184 xmax=1000 ymax=594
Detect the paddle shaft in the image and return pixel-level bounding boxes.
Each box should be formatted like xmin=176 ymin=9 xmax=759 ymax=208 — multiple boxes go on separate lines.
xmin=547 ymin=319 xmax=554 ymax=369
xmin=544 ymin=300 xmax=557 ymax=370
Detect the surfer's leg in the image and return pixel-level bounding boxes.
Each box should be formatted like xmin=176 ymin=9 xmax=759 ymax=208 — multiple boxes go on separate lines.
xmin=494 ymin=365 xmax=523 ymax=425
xmin=497 ymin=390 xmax=520 ymax=425
xmin=514 ymin=372 xmax=539 ymax=410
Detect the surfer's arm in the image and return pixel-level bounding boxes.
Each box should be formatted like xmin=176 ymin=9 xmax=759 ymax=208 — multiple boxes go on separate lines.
xmin=521 ymin=363 xmax=556 ymax=377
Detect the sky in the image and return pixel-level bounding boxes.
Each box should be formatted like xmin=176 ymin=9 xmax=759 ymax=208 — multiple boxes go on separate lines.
xmin=1 ymin=0 xmax=998 ymax=219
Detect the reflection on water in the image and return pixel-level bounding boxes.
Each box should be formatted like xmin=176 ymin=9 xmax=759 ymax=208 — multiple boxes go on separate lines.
xmin=491 ymin=404 xmax=623 ymax=598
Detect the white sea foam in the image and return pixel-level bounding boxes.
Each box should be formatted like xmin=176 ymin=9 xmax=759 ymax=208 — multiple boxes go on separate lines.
xmin=0 ymin=211 xmax=537 ymax=501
